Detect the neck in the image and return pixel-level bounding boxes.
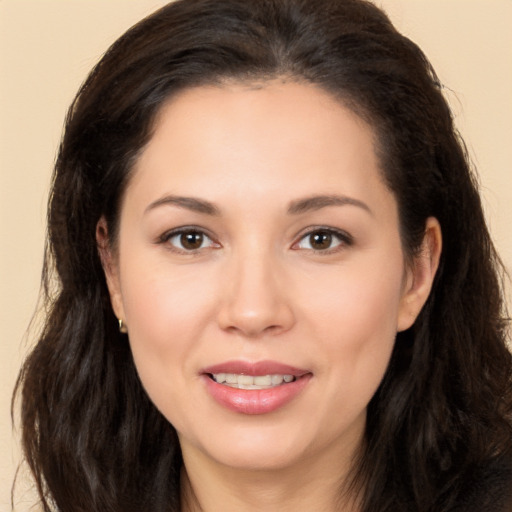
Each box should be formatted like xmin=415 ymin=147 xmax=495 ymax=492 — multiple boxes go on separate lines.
xmin=180 ymin=435 xmax=364 ymax=512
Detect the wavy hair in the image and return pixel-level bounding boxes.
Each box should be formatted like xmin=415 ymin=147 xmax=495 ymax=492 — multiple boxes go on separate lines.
xmin=14 ymin=0 xmax=512 ymax=510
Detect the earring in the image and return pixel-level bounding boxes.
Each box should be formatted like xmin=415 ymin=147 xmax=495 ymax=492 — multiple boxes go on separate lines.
xmin=118 ymin=318 xmax=128 ymax=334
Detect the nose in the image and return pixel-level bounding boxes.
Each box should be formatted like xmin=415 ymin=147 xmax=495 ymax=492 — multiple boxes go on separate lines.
xmin=216 ymin=250 xmax=296 ymax=338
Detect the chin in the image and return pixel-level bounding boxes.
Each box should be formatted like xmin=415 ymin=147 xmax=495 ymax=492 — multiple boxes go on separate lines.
xmin=181 ymin=419 xmax=317 ymax=471
xmin=212 ymin=442 xmax=306 ymax=471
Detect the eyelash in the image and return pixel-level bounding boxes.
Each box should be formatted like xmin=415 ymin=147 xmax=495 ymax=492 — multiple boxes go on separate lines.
xmin=157 ymin=226 xmax=220 ymax=254
xmin=157 ymin=226 xmax=353 ymax=254
xmin=292 ymin=227 xmax=353 ymax=254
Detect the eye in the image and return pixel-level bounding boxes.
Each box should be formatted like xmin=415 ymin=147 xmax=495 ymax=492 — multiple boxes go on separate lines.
xmin=159 ymin=228 xmax=219 ymax=252
xmin=293 ymin=228 xmax=352 ymax=252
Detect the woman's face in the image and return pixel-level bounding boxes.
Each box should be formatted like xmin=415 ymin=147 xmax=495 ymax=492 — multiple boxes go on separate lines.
xmin=102 ymin=81 xmax=436 ymax=474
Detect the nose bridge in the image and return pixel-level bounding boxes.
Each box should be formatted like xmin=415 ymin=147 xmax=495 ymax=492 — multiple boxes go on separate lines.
xmin=218 ymin=241 xmax=295 ymax=337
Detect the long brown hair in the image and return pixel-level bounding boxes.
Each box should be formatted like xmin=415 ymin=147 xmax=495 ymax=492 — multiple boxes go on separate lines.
xmin=14 ymin=0 xmax=512 ymax=510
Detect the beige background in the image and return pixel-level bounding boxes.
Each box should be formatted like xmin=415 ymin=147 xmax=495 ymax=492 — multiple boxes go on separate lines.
xmin=1 ymin=1 xmax=511 ymax=509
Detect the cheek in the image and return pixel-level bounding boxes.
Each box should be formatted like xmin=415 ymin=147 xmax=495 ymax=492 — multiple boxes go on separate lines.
xmin=121 ymin=253 xmax=217 ymax=328
xmin=304 ymin=257 xmax=404 ymax=341
xmin=300 ymin=254 xmax=404 ymax=397
xmin=118 ymin=260 xmax=219 ymax=390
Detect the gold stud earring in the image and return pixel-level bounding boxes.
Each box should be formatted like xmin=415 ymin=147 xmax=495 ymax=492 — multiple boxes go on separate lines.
xmin=118 ymin=318 xmax=128 ymax=334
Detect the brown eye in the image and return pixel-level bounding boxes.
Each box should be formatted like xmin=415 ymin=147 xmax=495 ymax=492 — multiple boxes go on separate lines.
xmin=163 ymin=229 xmax=216 ymax=252
xmin=180 ymin=231 xmax=204 ymax=250
xmin=294 ymin=228 xmax=350 ymax=252
xmin=309 ymin=231 xmax=333 ymax=250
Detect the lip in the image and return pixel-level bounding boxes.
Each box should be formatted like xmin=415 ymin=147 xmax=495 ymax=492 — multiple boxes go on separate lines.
xmin=201 ymin=360 xmax=312 ymax=415
xmin=202 ymin=360 xmax=310 ymax=377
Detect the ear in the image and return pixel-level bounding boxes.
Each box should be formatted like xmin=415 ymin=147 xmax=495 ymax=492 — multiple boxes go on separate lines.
xmin=96 ymin=217 xmax=126 ymax=323
xmin=397 ymin=217 xmax=442 ymax=332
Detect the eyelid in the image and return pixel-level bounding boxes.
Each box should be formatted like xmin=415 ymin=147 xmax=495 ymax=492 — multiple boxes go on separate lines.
xmin=156 ymin=225 xmax=221 ymax=253
xmin=155 ymin=224 xmax=352 ymax=254
xmin=291 ymin=226 xmax=354 ymax=252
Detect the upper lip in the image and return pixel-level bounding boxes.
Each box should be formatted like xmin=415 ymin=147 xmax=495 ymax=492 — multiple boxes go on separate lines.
xmin=201 ymin=360 xmax=311 ymax=377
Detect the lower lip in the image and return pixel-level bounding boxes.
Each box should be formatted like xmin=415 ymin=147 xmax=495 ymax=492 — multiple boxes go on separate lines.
xmin=202 ymin=374 xmax=312 ymax=415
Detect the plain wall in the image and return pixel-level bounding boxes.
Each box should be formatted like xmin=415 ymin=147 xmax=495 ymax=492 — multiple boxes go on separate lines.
xmin=1 ymin=1 xmax=511 ymax=509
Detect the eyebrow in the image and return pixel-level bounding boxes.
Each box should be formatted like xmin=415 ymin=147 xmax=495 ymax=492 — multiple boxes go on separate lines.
xmin=145 ymin=195 xmax=221 ymax=216
xmin=144 ymin=193 xmax=372 ymax=217
xmin=287 ymin=194 xmax=373 ymax=216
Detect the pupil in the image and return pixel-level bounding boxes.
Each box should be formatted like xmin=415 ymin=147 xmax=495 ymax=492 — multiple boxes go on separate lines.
xmin=181 ymin=232 xmax=203 ymax=250
xmin=311 ymin=232 xmax=332 ymax=249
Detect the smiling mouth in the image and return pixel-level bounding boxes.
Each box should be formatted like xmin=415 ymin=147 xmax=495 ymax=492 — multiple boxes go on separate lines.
xmin=209 ymin=373 xmax=297 ymax=390
xmin=203 ymin=363 xmax=312 ymax=414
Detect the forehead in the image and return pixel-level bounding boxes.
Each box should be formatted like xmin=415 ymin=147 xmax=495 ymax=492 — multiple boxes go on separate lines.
xmin=129 ymin=81 xmax=387 ymax=197
xmin=150 ymin=80 xmax=374 ymax=150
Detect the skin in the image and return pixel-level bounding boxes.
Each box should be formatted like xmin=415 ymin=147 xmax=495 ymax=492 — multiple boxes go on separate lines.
xmin=98 ymin=81 xmax=441 ymax=511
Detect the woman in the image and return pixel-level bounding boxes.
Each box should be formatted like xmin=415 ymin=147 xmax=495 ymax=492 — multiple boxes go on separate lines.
xmin=14 ymin=0 xmax=512 ymax=510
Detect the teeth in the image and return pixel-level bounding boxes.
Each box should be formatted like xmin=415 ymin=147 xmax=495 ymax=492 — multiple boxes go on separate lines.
xmin=238 ymin=374 xmax=253 ymax=386
xmin=225 ymin=373 xmax=237 ymax=384
xmin=211 ymin=373 xmax=296 ymax=389
xmin=254 ymin=375 xmax=271 ymax=386
xmin=271 ymin=374 xmax=283 ymax=385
